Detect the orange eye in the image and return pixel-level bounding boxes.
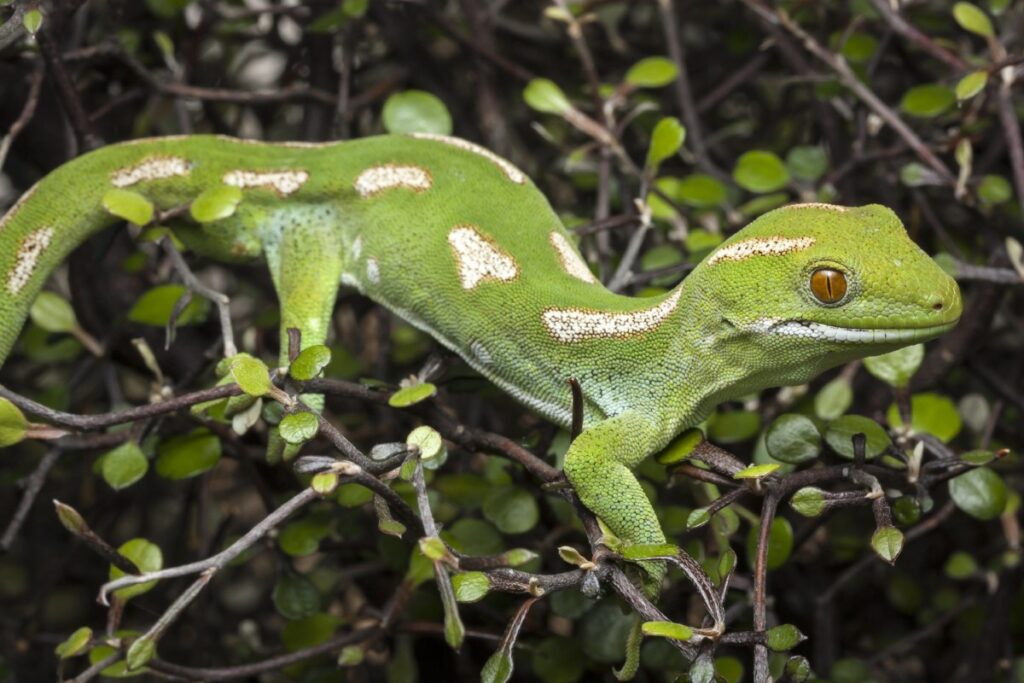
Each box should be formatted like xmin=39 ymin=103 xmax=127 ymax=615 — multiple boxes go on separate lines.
xmin=810 ymin=268 xmax=847 ymax=304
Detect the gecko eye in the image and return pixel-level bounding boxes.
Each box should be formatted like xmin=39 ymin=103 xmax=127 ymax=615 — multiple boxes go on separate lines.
xmin=810 ymin=268 xmax=848 ymax=304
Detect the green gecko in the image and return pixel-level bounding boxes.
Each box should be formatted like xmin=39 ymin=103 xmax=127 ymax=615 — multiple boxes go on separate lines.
xmin=0 ymin=134 xmax=961 ymax=591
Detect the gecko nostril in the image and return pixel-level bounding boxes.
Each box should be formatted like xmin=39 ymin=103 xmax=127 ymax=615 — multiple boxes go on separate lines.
xmin=932 ymin=302 xmax=944 ymax=311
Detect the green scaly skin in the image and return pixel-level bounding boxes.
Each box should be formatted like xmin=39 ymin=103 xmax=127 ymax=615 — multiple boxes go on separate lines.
xmin=0 ymin=134 xmax=962 ymax=593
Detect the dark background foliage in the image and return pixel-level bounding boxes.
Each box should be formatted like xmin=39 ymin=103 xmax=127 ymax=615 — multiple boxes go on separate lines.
xmin=0 ymin=1 xmax=1022 ymax=682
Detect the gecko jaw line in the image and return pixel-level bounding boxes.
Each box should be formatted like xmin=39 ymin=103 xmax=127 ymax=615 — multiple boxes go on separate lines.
xmin=752 ymin=318 xmax=958 ymax=343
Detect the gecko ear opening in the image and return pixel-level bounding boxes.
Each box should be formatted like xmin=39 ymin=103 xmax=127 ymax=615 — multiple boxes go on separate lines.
xmin=809 ymin=268 xmax=848 ymax=304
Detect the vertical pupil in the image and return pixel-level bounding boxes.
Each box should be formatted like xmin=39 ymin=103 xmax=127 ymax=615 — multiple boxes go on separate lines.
xmin=825 ymin=273 xmax=833 ymax=299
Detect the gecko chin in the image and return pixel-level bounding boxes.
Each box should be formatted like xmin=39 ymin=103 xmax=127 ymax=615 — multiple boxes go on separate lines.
xmin=750 ymin=318 xmax=959 ymax=344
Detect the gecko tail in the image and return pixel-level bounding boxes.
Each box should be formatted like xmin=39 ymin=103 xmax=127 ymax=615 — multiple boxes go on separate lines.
xmin=0 ymin=139 xmax=211 ymax=368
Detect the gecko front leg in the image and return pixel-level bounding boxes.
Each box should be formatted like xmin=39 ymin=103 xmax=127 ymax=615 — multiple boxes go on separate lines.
xmin=563 ymin=410 xmax=667 ymax=595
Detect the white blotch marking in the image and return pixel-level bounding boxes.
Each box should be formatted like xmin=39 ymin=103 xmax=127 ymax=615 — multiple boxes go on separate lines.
xmin=549 ymin=231 xmax=596 ymax=283
xmin=366 ymin=257 xmax=380 ymax=284
xmin=706 ymin=236 xmax=816 ymax=266
xmin=748 ymin=318 xmax=954 ymax=344
xmin=341 ymin=273 xmax=361 ymax=289
xmin=447 ymin=225 xmax=519 ymax=290
xmin=542 ymin=288 xmax=683 ymax=343
xmin=354 ymin=164 xmax=433 ymax=197
xmin=351 ymin=235 xmax=363 ymax=260
xmin=782 ymin=203 xmax=848 ymax=212
xmin=223 ymin=169 xmax=309 ymax=196
xmin=111 ymin=156 xmax=190 ymax=187
xmin=0 ymin=183 xmax=38 ymax=233
xmin=411 ymin=133 xmax=526 ymax=184
xmin=469 ymin=340 xmax=493 ymax=366
xmin=7 ymin=226 xmax=54 ymax=294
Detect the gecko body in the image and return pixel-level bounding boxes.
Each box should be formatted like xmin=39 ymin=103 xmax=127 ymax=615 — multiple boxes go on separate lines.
xmin=0 ymin=134 xmax=962 ymax=590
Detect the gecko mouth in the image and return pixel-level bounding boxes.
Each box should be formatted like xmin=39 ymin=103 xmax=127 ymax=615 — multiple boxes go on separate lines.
xmin=755 ymin=319 xmax=959 ymax=344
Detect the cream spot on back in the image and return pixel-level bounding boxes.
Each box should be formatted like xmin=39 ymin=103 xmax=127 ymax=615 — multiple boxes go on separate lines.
xmin=541 ymin=289 xmax=683 ymax=343
xmin=447 ymin=225 xmax=519 ymax=290
xmin=111 ymin=156 xmax=191 ymax=188
xmin=782 ymin=203 xmax=848 ymax=212
xmin=366 ymin=258 xmax=380 ymax=284
xmin=223 ymin=169 xmax=309 ymax=196
xmin=0 ymin=183 xmax=39 ymax=233
xmin=351 ymin=235 xmax=363 ymax=260
xmin=354 ymin=164 xmax=433 ymax=197
xmin=7 ymin=226 xmax=54 ymax=294
xmin=410 ymin=133 xmax=526 ymax=184
xmin=706 ymin=236 xmax=815 ymax=265
xmin=549 ymin=231 xmax=596 ymax=283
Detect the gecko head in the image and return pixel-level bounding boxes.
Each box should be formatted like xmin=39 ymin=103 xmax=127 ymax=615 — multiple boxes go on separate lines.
xmin=693 ymin=203 xmax=961 ymax=382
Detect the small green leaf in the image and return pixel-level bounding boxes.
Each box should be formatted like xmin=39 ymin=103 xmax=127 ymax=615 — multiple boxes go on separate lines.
xmin=189 ymin=185 xmax=242 ymax=223
xmin=22 ymin=9 xmax=42 ymax=35
xmin=674 ymin=173 xmax=727 ymax=208
xmin=646 ymin=117 xmax=685 ymax=169
xmin=272 ymin=573 xmax=321 ymax=619
xmin=0 ymin=397 xmax=28 ymax=447
xmin=956 ymin=71 xmax=988 ymax=101
xmin=420 ymin=536 xmax=448 ymax=562
xmin=892 ymin=496 xmax=921 ymax=526
xmin=483 ymin=486 xmax=540 ymax=534
xmin=501 ymin=549 xmax=538 ymax=567
xmin=733 ymin=463 xmax=780 ymax=480
xmin=29 ymin=291 xmax=77 ymax=333
xmin=746 ymin=517 xmax=794 ymax=570
xmin=961 ymin=449 xmax=995 ymax=466
xmin=687 ymin=507 xmax=710 ymax=530
xmin=280 ymin=411 xmax=319 ymax=445
xmin=766 ymin=624 xmax=804 ymax=651
xmin=732 ymin=151 xmax=791 ymax=193
xmin=453 ymin=571 xmax=490 ymax=603
xmin=382 ymin=90 xmax=453 ymax=135
xmin=481 ymin=650 xmax=514 ymax=683
xmin=825 ymin=415 xmax=890 ymax=459
xmin=109 ymin=538 xmax=163 ymax=600
xmin=790 ymin=487 xmax=826 ymax=517
xmin=766 ymin=414 xmax=821 ymax=465
xmin=126 ymin=636 xmax=156 ymax=671
xmin=55 ymin=626 xmax=92 ymax=658
xmin=656 ymin=427 xmax=704 ymax=464
xmin=640 ymin=620 xmax=693 ymax=641
xmin=900 ymin=84 xmax=956 ymax=118
xmin=887 ymin=392 xmax=962 ymax=442
xmin=815 ymin=377 xmax=853 ymax=420
xmin=230 ymin=354 xmax=272 ymax=397
xmin=864 ymin=344 xmax=924 ymax=388
xmin=128 ymin=284 xmax=208 ymax=326
xmin=948 ymin=467 xmax=1008 ymax=521
xmin=100 ymin=441 xmax=149 ymax=490
xmin=979 ymin=174 xmax=1012 ymax=204
xmin=337 ymin=645 xmax=364 ymax=667
xmin=523 ymin=78 xmax=572 ymax=114
xmin=155 ymin=429 xmax=221 ymax=480
xmin=619 ymin=542 xmax=680 ymax=561
xmin=786 ymin=145 xmax=828 ymax=182
xmin=407 ymin=425 xmax=443 ymax=459
xmin=709 ymin=410 xmax=761 ymax=444
xmin=944 ymin=551 xmax=978 ymax=579
xmin=625 ymin=56 xmax=678 ymax=88
xmin=871 ymin=526 xmax=905 ymax=564
xmin=953 ymin=2 xmax=995 ymax=37
xmin=102 ymin=189 xmax=154 ymax=226
xmin=289 ymin=345 xmax=332 ymax=381
xmin=389 ymin=382 xmax=437 ymax=407
xmin=311 ymin=472 xmax=339 ymax=494
xmin=282 ymin=613 xmax=342 ymax=651
xmin=53 ymin=500 xmax=87 ymax=535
